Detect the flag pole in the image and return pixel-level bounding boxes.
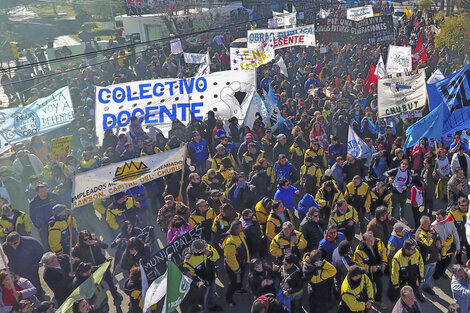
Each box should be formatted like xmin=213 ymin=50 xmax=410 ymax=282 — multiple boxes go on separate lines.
xmin=177 ymin=154 xmax=186 ymax=202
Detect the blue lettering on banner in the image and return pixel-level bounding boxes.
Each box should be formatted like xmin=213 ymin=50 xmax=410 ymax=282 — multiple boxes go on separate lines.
xmin=97 ymin=78 xmax=208 ymax=104
xmin=249 ymin=25 xmax=314 ymax=44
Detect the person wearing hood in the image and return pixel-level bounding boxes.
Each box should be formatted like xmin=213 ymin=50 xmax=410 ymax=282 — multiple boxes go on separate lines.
xmin=300 ymin=156 xmax=322 ymax=196
xmin=302 ymin=249 xmax=336 ymax=313
xmin=269 ymin=222 xmax=306 ymax=263
xmin=315 ymin=180 xmax=344 ymax=220
xmin=274 ymin=179 xmax=300 ymax=216
xmin=353 ymin=232 xmax=388 ymax=309
xmin=329 ymin=199 xmax=358 ymax=242
xmin=251 ymin=293 xmax=289 ymax=313
xmin=339 ymin=265 xmax=374 ymax=313
xmin=387 ymin=223 xmax=409 ymax=261
xmin=222 ymin=220 xmax=250 ymax=307
xmin=299 ymin=206 xmax=323 ymax=252
xmin=332 ymin=240 xmax=355 ymax=295
xmin=359 ymin=117 xmax=376 ymax=140
xmin=391 ymin=239 xmax=425 ymax=302
xmin=47 ymin=204 xmax=78 ymax=254
xmin=319 ymin=224 xmax=345 ymax=262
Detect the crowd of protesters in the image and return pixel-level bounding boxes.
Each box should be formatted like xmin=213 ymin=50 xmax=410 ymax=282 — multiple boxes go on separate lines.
xmin=0 ymin=1 xmax=468 ymax=313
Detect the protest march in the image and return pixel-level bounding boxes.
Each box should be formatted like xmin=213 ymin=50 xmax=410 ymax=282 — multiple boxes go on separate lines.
xmin=0 ymin=1 xmax=469 ymax=313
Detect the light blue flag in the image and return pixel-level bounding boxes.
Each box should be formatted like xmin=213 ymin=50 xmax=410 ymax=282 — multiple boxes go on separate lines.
xmin=267 ymin=84 xmax=278 ymax=106
xmin=403 ymin=104 xmax=446 ymax=150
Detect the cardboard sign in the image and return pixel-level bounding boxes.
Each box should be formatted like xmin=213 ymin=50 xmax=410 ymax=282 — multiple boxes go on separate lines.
xmin=50 ymin=136 xmax=72 ymax=159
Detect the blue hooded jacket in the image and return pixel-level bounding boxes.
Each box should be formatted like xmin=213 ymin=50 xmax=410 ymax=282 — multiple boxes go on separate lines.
xmin=297 ymin=193 xmax=319 ymax=222
xmin=274 ymin=184 xmax=299 ymax=213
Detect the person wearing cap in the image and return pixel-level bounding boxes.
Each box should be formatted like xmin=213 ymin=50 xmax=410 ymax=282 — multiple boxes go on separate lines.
xmin=211 ymin=144 xmax=236 ymax=171
xmin=105 ymin=192 xmax=140 ymax=231
xmin=222 ymin=220 xmax=250 ymax=307
xmin=266 ymin=201 xmax=294 ymax=242
xmin=272 ymin=134 xmax=290 ymax=162
xmin=339 ymin=265 xmax=374 ymax=313
xmin=207 ymin=189 xmax=228 ymax=215
xmin=29 ymin=184 xmax=61 ymax=248
xmin=302 ymin=249 xmax=337 ymax=313
xmin=329 ymin=199 xmax=358 ymax=242
xmin=269 ymin=221 xmax=306 ymax=262
xmin=387 ymin=222 xmax=410 ymax=261
xmin=278 ymin=253 xmax=303 ymax=313
xmin=47 ymin=204 xmax=78 ymax=254
xmin=218 ymin=134 xmax=234 ymax=155
xmin=183 ymin=239 xmax=221 ymax=312
xmin=261 ymin=129 xmax=276 ymax=163
xmin=353 ymin=232 xmax=388 ymax=308
xmin=366 ymin=206 xmax=397 ymax=245
xmin=369 ymin=181 xmax=392 ymax=216
xmin=237 ymin=133 xmax=260 ymax=165
xmin=300 ymin=156 xmax=322 ymax=195
xmin=250 ymin=293 xmax=289 ymax=313
xmin=242 ymin=143 xmax=264 ymax=174
xmin=274 ymin=154 xmax=298 ymax=184
xmin=391 ymin=239 xmax=425 ymax=302
xmin=305 ymin=139 xmax=328 ymax=171
xmin=0 ymin=203 xmax=32 ymax=239
xmin=189 ymin=199 xmax=216 ymax=242
xmin=315 ymin=180 xmax=343 ymax=220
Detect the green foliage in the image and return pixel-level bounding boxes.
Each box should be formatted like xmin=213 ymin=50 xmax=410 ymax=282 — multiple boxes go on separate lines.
xmin=419 ymin=0 xmax=433 ymax=9
xmin=435 ymin=14 xmax=470 ymax=52
xmin=433 ymin=10 xmax=446 ymax=21
xmin=71 ymin=0 xmax=126 ymax=22
xmin=30 ymin=4 xmax=76 ymax=18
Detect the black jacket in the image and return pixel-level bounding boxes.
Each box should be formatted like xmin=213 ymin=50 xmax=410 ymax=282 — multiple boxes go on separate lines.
xmin=43 ymin=254 xmax=74 ymax=305
xmin=299 ymin=216 xmax=324 ymax=251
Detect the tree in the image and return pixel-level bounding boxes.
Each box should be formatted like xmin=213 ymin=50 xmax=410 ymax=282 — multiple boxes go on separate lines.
xmin=435 ymin=14 xmax=470 ymax=53
xmin=419 ymin=0 xmax=433 ymax=9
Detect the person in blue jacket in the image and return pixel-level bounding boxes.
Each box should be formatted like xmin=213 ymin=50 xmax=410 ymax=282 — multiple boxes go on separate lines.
xmin=297 ymin=193 xmax=319 ymax=222
xmin=319 ymin=224 xmax=345 ymax=262
xmin=274 ymin=155 xmax=299 ymax=184
xmin=274 ymin=179 xmax=300 ymax=215
xmin=188 ymin=130 xmax=209 ymax=175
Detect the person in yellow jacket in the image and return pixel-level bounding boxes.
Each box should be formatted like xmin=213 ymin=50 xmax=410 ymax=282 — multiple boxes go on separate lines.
xmin=329 ymin=199 xmax=359 ymax=241
xmin=390 ymin=239 xmax=425 ymax=302
xmin=344 ymin=175 xmax=371 ymax=234
xmin=448 ymin=197 xmax=469 ymax=264
xmin=255 ymin=197 xmax=272 ymax=230
xmin=269 ymin=221 xmax=307 ymax=262
xmin=315 ymin=180 xmax=343 ymax=219
xmin=339 ymin=265 xmax=374 ymax=313
xmin=189 ymin=199 xmax=216 ymax=242
xmin=42 ymin=161 xmax=69 ymax=186
xmin=0 ymin=204 xmax=33 ymax=239
xmin=300 ymin=156 xmax=323 ymax=195
xmin=92 ymin=197 xmax=113 ymax=216
xmin=183 ymin=239 xmax=222 ymax=312
xmin=106 ymin=192 xmax=140 ymax=231
xmin=353 ymin=232 xmax=388 ymax=307
xmin=302 ymin=249 xmax=337 ymax=313
xmin=140 ymin=139 xmax=162 ymax=156
xmin=266 ymin=200 xmax=294 ymax=241
xmin=241 ymin=143 xmax=264 ymax=174
xmin=211 ymin=203 xmax=239 ymax=248
xmin=211 ymin=144 xmax=236 ymax=170
xmin=222 ymin=220 xmax=250 ymax=307
xmin=48 ymin=204 xmax=78 ymax=254
xmin=305 ymin=139 xmax=328 ymax=170
xmin=369 ymin=182 xmax=392 ymax=215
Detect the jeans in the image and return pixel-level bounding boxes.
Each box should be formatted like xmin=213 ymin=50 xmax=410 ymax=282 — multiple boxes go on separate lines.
xmin=419 ymin=263 xmax=436 ymax=293
xmin=290 ymin=291 xmax=303 ymax=313
xmin=204 ymin=281 xmax=217 ymax=312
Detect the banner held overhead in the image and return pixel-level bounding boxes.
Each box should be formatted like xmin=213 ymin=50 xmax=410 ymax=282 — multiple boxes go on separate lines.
xmin=347 ymin=6 xmax=374 ymax=21
xmin=247 ymin=24 xmax=315 ymax=48
xmin=386 ymin=45 xmax=412 ymax=74
xmin=230 ymin=40 xmax=275 ymax=71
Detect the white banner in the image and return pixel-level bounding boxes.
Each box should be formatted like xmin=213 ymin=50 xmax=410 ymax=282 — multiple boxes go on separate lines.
xmin=183 ymin=53 xmax=206 ymax=64
xmin=347 ymin=6 xmax=374 ymax=21
xmin=72 ymin=146 xmax=186 ymax=208
xmin=95 ymin=71 xmax=255 ymax=142
xmin=230 ymin=41 xmax=275 ymax=71
xmin=348 ymin=125 xmax=369 ymax=159
xmin=378 ymin=70 xmax=427 ymax=118
xmin=272 ymin=11 xmax=296 ymax=28
xmin=170 ymin=38 xmax=183 ymax=55
xmin=386 ymin=45 xmax=412 ymax=74
xmin=0 ymin=86 xmax=74 ymax=143
xmin=247 ymin=24 xmax=315 ymax=48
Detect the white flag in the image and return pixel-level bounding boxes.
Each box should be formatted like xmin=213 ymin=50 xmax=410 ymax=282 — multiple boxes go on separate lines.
xmin=143 ymin=270 xmax=168 ymax=313
xmin=140 ymin=261 xmax=150 ymax=313
xmin=427 ymin=69 xmax=445 ymax=84
xmin=275 ymin=55 xmax=288 ymax=78
xmin=320 ymin=9 xmax=329 ymax=18
xmin=0 ymin=133 xmax=11 ymax=156
xmin=347 ymin=125 xmax=369 ymax=159
xmin=374 ymin=55 xmax=387 ymax=79
xmin=196 ymin=52 xmax=211 ymax=76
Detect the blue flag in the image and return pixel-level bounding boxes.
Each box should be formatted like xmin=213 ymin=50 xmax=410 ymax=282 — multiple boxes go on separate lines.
xmin=403 ymin=104 xmax=447 ymax=149
xmin=427 ymin=64 xmax=470 ymax=134
xmin=267 ymin=84 xmax=278 ymax=106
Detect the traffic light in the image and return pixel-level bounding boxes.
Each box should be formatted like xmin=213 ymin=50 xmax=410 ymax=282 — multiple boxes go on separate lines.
xmin=10 ymin=42 xmax=19 ymax=60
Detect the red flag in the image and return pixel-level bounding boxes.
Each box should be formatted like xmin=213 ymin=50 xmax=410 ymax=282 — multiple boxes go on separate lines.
xmin=414 ymin=48 xmax=428 ymax=67
xmin=412 ymin=34 xmax=428 ymax=67
xmin=413 ymin=34 xmax=423 ymax=55
xmin=364 ymin=64 xmax=377 ymax=91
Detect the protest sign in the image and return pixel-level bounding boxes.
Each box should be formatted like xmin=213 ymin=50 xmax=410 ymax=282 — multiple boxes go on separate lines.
xmin=0 ymin=86 xmax=74 ymax=143
xmin=378 ymin=70 xmax=427 ymax=118
xmin=72 ymin=146 xmax=186 ymax=208
xmin=315 ymin=16 xmax=394 ymax=44
xmin=272 ymin=11 xmax=296 ymax=28
xmin=143 ymin=224 xmax=202 ymax=281
xmin=268 ymin=19 xmax=278 ymax=29
xmin=386 ymin=45 xmax=412 ymax=74
xmin=347 ymin=6 xmax=374 ymax=21
xmin=170 ymin=38 xmax=183 ymax=55
xmin=183 ymin=53 xmax=206 ymax=64
xmin=348 ymin=125 xmax=370 ymax=158
xmin=95 ymin=70 xmax=256 ymax=142
xmin=230 ymin=41 xmax=275 ymax=71
xmin=247 ymin=24 xmax=315 ymax=48
xmin=50 ymin=136 xmax=72 ymax=159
